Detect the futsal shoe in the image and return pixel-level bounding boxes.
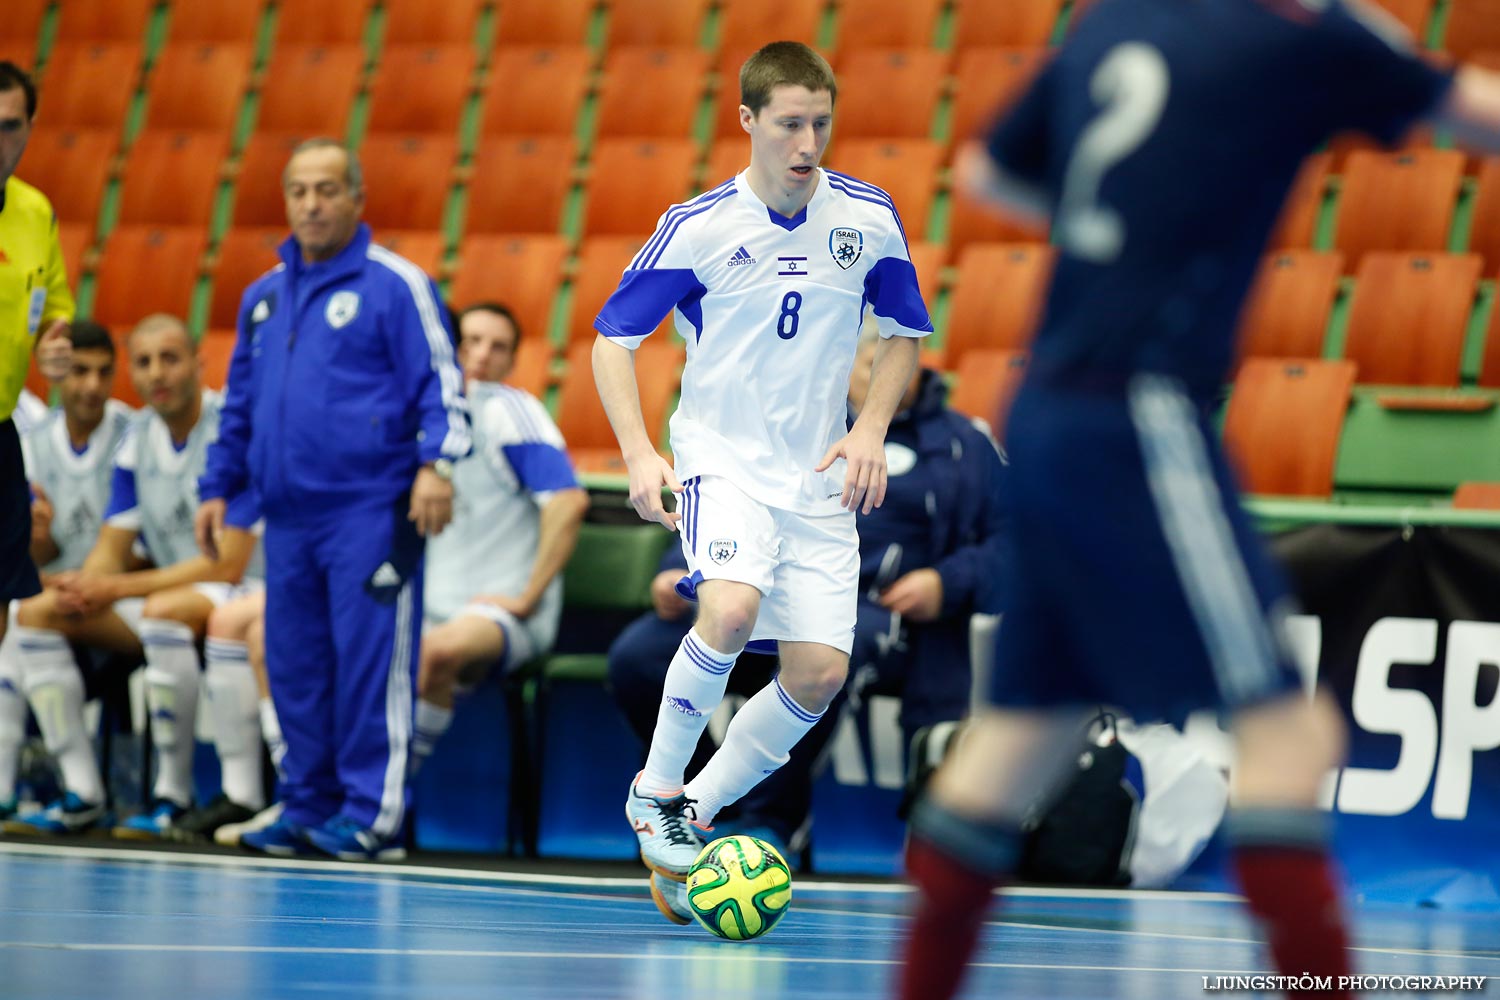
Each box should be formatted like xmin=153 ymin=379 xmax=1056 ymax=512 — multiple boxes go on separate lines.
xmin=215 ymin=801 xmax=284 ymax=847
xmin=170 ymin=794 xmax=258 ymax=844
xmin=625 ymin=772 xmax=711 ymax=881
xmin=2 ymin=792 xmax=110 ymax=835
xmin=113 ymin=798 xmax=189 ymax=840
xmin=305 ymin=815 xmax=407 ymax=862
xmin=240 ymin=815 xmax=316 ymax=857
xmin=649 ymin=872 xmax=693 ymax=926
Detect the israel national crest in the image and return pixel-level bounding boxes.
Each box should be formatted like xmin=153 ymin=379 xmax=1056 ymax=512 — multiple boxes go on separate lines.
xmin=830 ymin=227 xmax=863 ymax=270
xmin=708 ymin=538 xmax=738 ymax=566
xmin=325 ymin=290 xmax=361 ymax=329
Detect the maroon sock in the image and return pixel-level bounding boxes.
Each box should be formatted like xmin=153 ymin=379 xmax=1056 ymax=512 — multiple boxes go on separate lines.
xmin=1233 ymin=847 xmax=1352 ymax=999
xmin=898 ymin=837 xmax=1003 ymax=1000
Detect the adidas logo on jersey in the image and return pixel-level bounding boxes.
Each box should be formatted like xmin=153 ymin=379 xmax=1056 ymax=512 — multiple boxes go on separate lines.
xmin=726 ymin=246 xmax=756 ymax=267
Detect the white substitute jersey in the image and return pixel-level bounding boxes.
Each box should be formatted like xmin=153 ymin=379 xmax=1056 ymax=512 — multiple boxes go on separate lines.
xmin=105 ymin=389 xmax=265 ymax=577
xmin=424 ymin=381 xmax=581 ymax=649
xmin=13 ymin=388 xmax=49 ymax=439
xmin=21 ymin=399 xmax=133 ymax=572
xmin=595 ymin=169 xmax=933 ymax=516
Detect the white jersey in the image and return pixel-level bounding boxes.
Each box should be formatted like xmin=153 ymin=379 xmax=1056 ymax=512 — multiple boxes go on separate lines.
xmin=105 ymin=389 xmax=265 ymax=577
xmin=424 ymin=381 xmax=580 ymax=650
xmin=21 ymin=399 xmax=133 ymax=572
xmin=595 ymin=168 xmax=932 ymax=515
xmin=12 ymin=388 xmax=50 ymax=439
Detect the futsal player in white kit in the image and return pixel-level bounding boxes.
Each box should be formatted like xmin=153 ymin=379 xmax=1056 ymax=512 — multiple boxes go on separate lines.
xmin=0 ymin=321 xmax=131 ymax=821
xmin=592 ymin=42 xmax=931 ymax=919
xmin=6 ymin=315 xmax=263 ymax=836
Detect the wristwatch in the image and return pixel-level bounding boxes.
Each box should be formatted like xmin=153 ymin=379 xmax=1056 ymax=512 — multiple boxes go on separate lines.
xmin=430 ymin=458 xmax=455 ymax=482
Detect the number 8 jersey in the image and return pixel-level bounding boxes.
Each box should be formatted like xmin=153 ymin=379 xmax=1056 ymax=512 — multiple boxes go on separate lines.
xmin=595 ymin=169 xmax=933 ymax=516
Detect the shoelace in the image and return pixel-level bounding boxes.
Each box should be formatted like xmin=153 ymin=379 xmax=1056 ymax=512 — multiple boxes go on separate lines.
xmin=656 ymin=796 xmax=701 ymax=849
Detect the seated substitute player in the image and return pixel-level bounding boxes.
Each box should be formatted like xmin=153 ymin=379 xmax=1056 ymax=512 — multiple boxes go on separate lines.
xmin=607 ymin=321 xmax=1008 ymax=875
xmin=591 ymin=41 xmax=932 ymax=913
xmin=410 ymin=302 xmax=588 ymax=774
xmin=6 ymin=314 xmax=262 ymax=837
xmin=0 ymin=321 xmax=132 ymax=821
xmin=897 ymin=4 xmax=1500 ymax=999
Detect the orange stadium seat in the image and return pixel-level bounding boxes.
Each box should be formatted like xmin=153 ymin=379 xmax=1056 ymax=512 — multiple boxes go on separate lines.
xmin=714 ymin=0 xmax=821 ymax=70
xmin=493 ymin=0 xmax=595 ymax=45
xmin=273 ymin=0 xmax=374 ymax=46
xmin=168 ymin=1 xmax=268 ymax=43
xmin=948 ymin=349 xmax=1029 ymax=439
xmin=949 ymin=48 xmax=1047 ymax=153
xmin=595 ymin=47 xmax=710 ymax=139
xmin=16 ymin=128 xmax=117 ymax=225
xmin=56 ymin=223 xmax=92 ymax=285
xmin=569 ymin=235 xmax=659 ymax=345
xmin=1452 ymin=482 xmax=1500 ymax=510
xmin=1324 ymin=123 xmax=1434 ymax=173
xmin=117 ymin=130 xmax=232 ymax=227
xmin=835 ymin=0 xmax=943 ymax=50
xmin=0 ymin=0 xmax=47 ymax=56
xmin=210 ymin=227 xmax=284 ymax=328
xmin=4 ymin=40 xmax=37 ymax=74
xmin=505 ymin=337 xmax=554 ymax=398
xmin=382 ymin=0 xmax=485 ymax=45
xmin=606 ymin=0 xmax=711 ymax=49
xmin=358 ymin=133 xmax=459 ymax=231
xmin=198 ymin=329 xmax=239 ymax=392
xmin=1369 ymin=0 xmax=1435 ymax=39
xmin=53 ymin=0 xmax=155 ymax=43
xmin=90 ymin=226 xmax=209 ymax=328
xmin=144 ymin=43 xmax=254 ymax=131
xmin=833 ymin=49 xmax=949 ymax=140
xmin=1477 ymin=297 xmax=1500 ymax=387
xmin=906 ymin=240 xmax=945 ymax=306
xmin=1334 ymin=149 xmax=1463 ymax=272
xmin=557 ymin=339 xmax=682 ymax=470
xmin=582 ymin=139 xmax=700 ymax=237
xmin=703 ymin=141 xmax=747 ymax=189
xmin=1343 ymin=252 xmax=1481 ymax=386
xmin=373 ymin=230 xmax=447 ymax=277
xmin=1469 ymin=157 xmax=1500 ymax=274
xmin=38 ymin=44 xmax=143 ymax=130
xmin=1268 ymin=152 xmax=1331 ymax=250
xmin=1222 ymin=358 xmax=1356 ymax=498
xmin=466 ymin=135 xmax=576 ymax=234
xmin=944 ymin=243 xmax=1054 ymax=366
xmin=825 ymin=139 xmax=941 ymax=239
xmin=480 ymin=46 xmax=593 ymax=137
xmin=1236 ymin=251 xmax=1344 ymax=364
xmin=448 ymin=233 xmax=570 ymax=344
xmin=1443 ymin=0 xmax=1500 ymax=59
xmin=366 ymin=45 xmax=478 ymax=135
xmin=255 ymin=45 xmax=364 ymax=134
xmin=952 ymin=0 xmax=1065 ymax=49
xmin=946 ymin=143 xmax=1049 ymax=258
xmin=232 ymin=131 xmax=304 ymax=227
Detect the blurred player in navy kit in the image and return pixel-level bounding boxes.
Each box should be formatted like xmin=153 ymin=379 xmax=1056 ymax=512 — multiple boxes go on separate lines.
xmin=898 ymin=3 xmax=1500 ymax=998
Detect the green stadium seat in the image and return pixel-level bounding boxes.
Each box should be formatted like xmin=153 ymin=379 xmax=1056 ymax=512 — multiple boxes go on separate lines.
xmin=1334 ymin=389 xmax=1500 ymax=494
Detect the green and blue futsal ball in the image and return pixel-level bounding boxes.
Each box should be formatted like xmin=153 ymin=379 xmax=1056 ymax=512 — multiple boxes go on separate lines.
xmin=686 ymin=834 xmax=793 ymax=941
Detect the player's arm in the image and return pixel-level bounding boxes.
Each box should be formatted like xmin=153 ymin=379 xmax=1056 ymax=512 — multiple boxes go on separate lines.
xmin=498 ymin=488 xmax=589 ymax=618
xmin=1437 ymin=66 xmax=1500 ymax=153
xmin=593 ymin=338 xmax=683 ymax=529
xmin=91 ymin=525 xmax=257 ymax=602
xmin=956 ymin=142 xmax=1051 ymax=226
xmin=197 ymin=290 xmax=261 ymax=557
xmin=819 ymin=332 xmax=919 ymax=515
xmin=28 ymin=483 xmax=60 ymax=567
xmin=962 ymin=54 xmax=1056 ymax=226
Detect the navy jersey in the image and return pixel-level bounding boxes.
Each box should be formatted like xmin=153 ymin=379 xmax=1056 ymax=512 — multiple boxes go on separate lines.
xmin=986 ymin=0 xmax=1453 ymax=399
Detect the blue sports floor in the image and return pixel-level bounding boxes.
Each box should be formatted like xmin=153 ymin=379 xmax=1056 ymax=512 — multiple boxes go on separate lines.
xmin=1 ymin=842 xmax=1497 ymax=1000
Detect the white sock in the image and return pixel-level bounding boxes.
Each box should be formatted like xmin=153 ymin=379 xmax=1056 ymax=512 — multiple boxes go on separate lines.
xmin=685 ymin=676 xmax=824 ymax=826
xmin=203 ymin=638 xmax=263 ymax=809
xmin=140 ymin=619 xmax=200 ymax=807
xmin=410 ymin=699 xmax=453 ymax=775
xmin=639 ymin=628 xmax=739 ymax=795
xmin=15 ymin=626 xmax=104 ymax=804
xmin=0 ymin=621 xmax=26 ymax=803
xmin=258 ymin=697 xmax=287 ymax=781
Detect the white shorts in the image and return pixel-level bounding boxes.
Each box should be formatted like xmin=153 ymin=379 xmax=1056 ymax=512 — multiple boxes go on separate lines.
xmin=423 ymin=602 xmax=541 ymax=672
xmin=678 ymin=475 xmax=858 ymax=654
xmin=113 ymin=578 xmax=265 ymax=636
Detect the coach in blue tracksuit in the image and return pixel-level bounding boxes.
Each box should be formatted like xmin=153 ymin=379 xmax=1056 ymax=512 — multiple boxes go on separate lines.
xmin=608 ymin=326 xmax=1008 ymax=850
xmin=196 ymin=138 xmax=470 ymax=860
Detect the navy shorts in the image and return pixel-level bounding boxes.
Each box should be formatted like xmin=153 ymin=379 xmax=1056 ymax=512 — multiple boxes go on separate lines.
xmin=989 ymin=374 xmax=1303 ymax=725
xmin=1 ymin=419 xmax=41 ymax=604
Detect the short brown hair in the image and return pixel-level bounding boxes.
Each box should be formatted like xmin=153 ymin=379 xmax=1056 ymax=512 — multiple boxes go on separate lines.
xmin=739 ymin=41 xmax=836 ymax=117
